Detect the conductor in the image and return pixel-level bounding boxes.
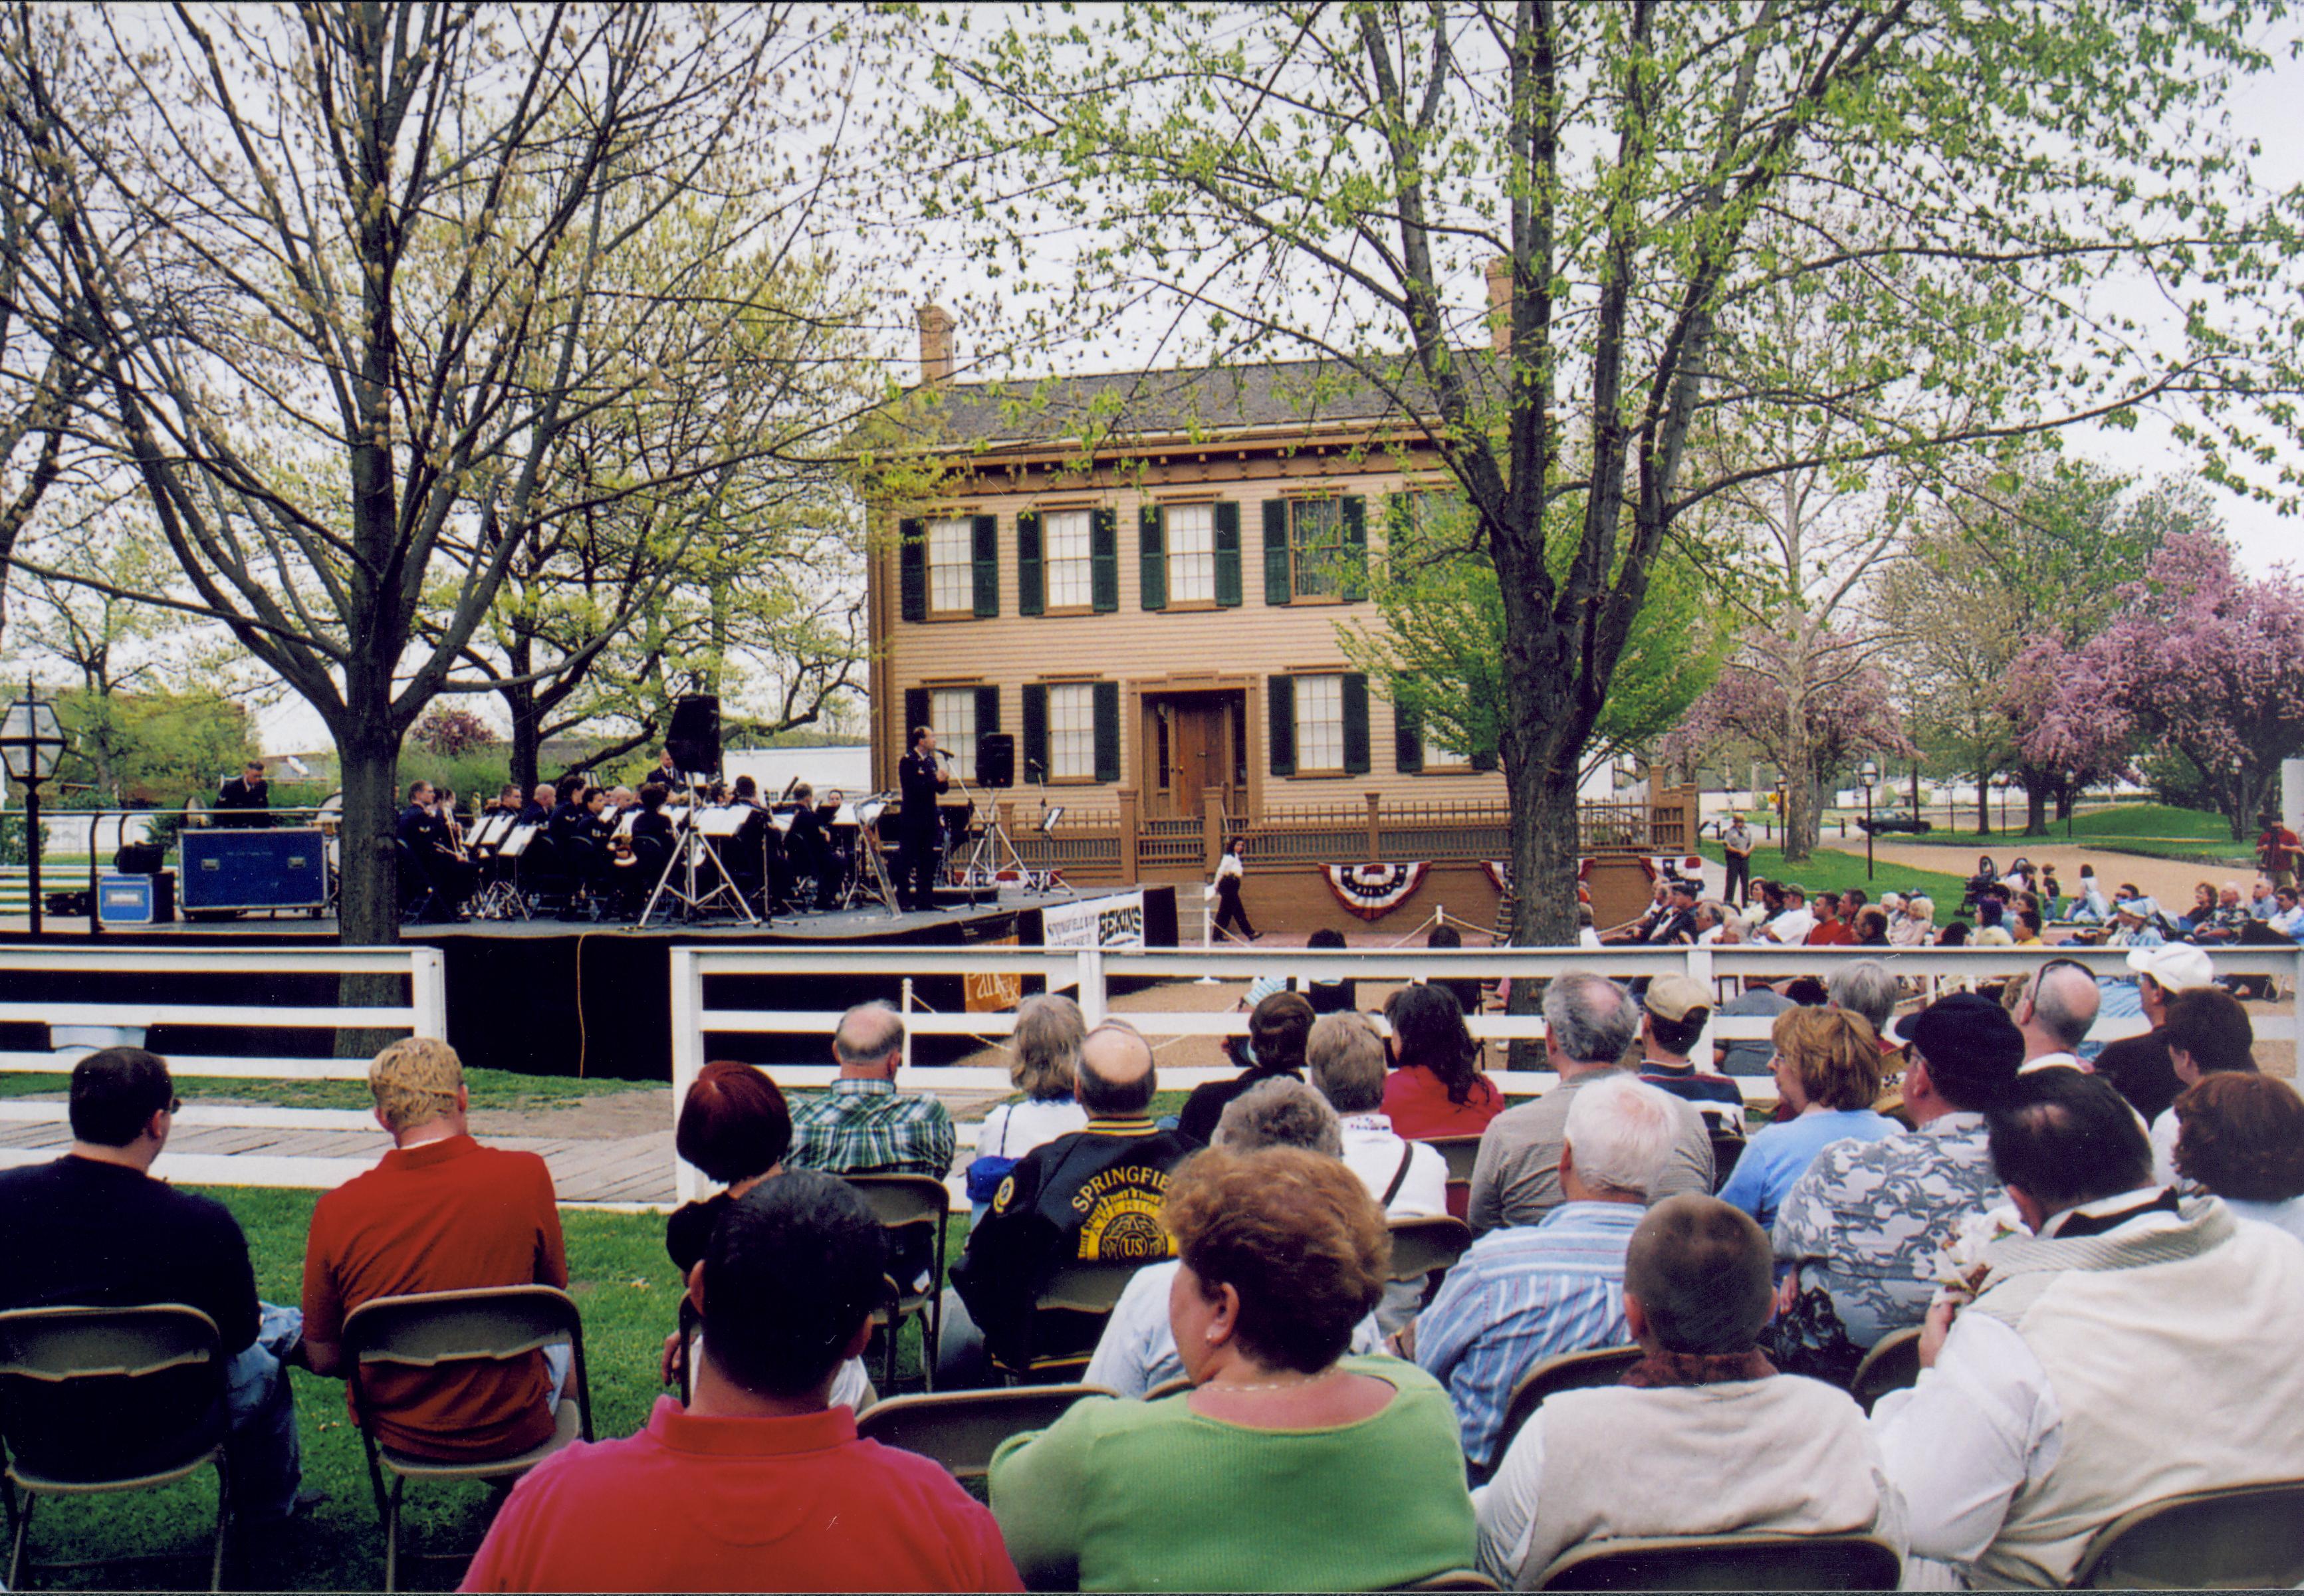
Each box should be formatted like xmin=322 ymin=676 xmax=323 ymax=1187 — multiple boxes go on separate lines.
xmin=896 ymin=725 xmax=949 ymax=912
xmin=215 ymin=760 xmax=271 ymax=828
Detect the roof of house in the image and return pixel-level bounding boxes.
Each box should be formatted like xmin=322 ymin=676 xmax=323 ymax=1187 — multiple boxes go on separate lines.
xmin=913 ymin=352 xmax=1499 ymax=452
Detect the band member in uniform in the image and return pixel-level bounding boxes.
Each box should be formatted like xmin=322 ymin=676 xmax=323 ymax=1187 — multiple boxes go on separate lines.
xmin=655 ymin=746 xmax=681 ymax=788
xmin=518 ymin=783 xmax=554 ymax=828
xmin=216 ymin=760 xmax=271 ymax=828
xmin=896 ymin=726 xmax=950 ymax=912
xmin=397 ymin=780 xmax=473 ymax=919
xmin=786 ymin=782 xmax=838 ymax=911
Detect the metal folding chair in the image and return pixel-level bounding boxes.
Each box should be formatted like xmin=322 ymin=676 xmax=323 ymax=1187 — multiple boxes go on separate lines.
xmin=2069 ymin=1478 xmax=2304 ymax=1589
xmin=0 ymin=1304 xmax=231 ymax=1592
xmin=855 ymin=1383 xmax=1115 ymax=1482
xmin=342 ymin=1285 xmax=591 ymax=1591
xmin=1846 ymin=1325 xmax=1921 ymax=1414
xmin=1492 ymin=1345 xmax=1644 ymax=1470
xmin=1535 ymin=1531 xmax=1901 ymax=1591
xmin=845 ymin=1173 xmax=953 ymax=1392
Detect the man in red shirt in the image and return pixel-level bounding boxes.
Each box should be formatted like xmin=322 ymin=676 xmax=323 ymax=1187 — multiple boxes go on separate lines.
xmin=1804 ymin=890 xmax=1857 ymax=947
xmin=2257 ymin=821 xmax=2301 ymax=891
xmin=301 ymin=1038 xmax=569 ymax=1461
xmin=462 ymin=1170 xmax=1020 ymax=1593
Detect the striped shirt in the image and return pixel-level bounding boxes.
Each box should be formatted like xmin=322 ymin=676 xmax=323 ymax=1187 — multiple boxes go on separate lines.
xmin=786 ymin=1078 xmax=956 ymax=1181
xmin=1413 ymin=1200 xmax=1640 ymax=1468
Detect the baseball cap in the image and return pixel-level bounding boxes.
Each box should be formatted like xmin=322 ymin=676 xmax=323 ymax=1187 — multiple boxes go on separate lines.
xmin=1644 ymin=974 xmax=1713 ymax=1024
xmin=1889 ymin=991 xmax=2023 ymax=1104
xmin=2114 ymin=895 xmax=2156 ymax=920
xmin=2126 ymin=943 xmax=2215 ymax=992
xmin=1668 ymin=877 xmax=1699 ymax=900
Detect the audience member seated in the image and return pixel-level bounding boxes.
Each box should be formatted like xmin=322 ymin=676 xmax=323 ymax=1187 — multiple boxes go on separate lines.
xmin=990 ymin=1145 xmax=1476 ymax=1592
xmin=2172 ymin=1071 xmax=2304 ymax=1244
xmin=2146 ymin=984 xmax=2255 ymax=1185
xmin=969 ymin=994 xmax=1090 ymax=1217
xmin=1301 ymin=925 xmax=1359 ymax=1014
xmin=1805 ymin=890 xmax=1856 ymax=947
xmin=1825 ymin=959 xmax=1900 ymax=1056
xmin=1854 ymin=905 xmax=1891 ymax=945
xmin=1086 ymin=1079 xmax=1387 ymax=1395
xmin=942 ymin=1022 xmax=1195 ymax=1385
xmin=1401 ymin=1075 xmax=1678 ymax=1474
xmin=1476 ymin=1195 xmax=1905 ymax=1589
xmin=1715 ymin=980 xmax=1797 ymax=1078
xmin=1425 ymin=923 xmax=1488 ymax=1015
xmin=2089 ymin=943 xmax=2214 ymax=1123
xmin=0 ymin=1048 xmax=304 ymax=1526
xmin=1306 ymin=1012 xmax=1448 ymax=1218
xmin=1381 ymin=982 xmax=1503 ymax=1147
xmin=1875 ymin=1070 xmax=2304 ymax=1588
xmin=1716 ymin=1008 xmax=1897 ymax=1232
xmin=461 ymin=1173 xmax=1020 ymax=1593
xmin=1470 ymin=974 xmax=1713 ymax=1236
xmin=1632 ymin=974 xmax=1744 ymax=1141
xmin=302 ymin=1039 xmax=568 ymax=1463
xmin=1770 ymin=993 xmax=2023 ymax=1383
xmin=2008 ymin=959 xmax=2099 ymax=1074
xmin=661 ymin=1061 xmax=871 ymax=1411
xmin=1179 ymin=990 xmax=1314 ymax=1145
xmin=1756 ymin=883 xmax=1815 ymax=943
xmin=1972 ymin=899 xmax=2014 ymax=947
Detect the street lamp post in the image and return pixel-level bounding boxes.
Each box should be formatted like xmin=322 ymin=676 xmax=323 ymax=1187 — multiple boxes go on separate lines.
xmin=1772 ymin=776 xmax=1787 ymax=846
xmin=1858 ymin=758 xmax=1881 ymax=881
xmin=1 ymin=681 xmax=67 ymax=937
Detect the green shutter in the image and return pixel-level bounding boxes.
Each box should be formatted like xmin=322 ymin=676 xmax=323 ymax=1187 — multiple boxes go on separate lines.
xmin=1021 ymin=683 xmax=1049 ymax=784
xmin=902 ymin=687 xmax=930 ymax=767
xmin=974 ymin=684 xmax=1000 ymax=740
xmin=1016 ymin=511 xmax=1044 ymax=616
xmin=1394 ymin=685 xmax=1424 ymax=774
xmin=1340 ymin=495 xmax=1368 ymax=602
xmin=1341 ymin=673 xmax=1371 ymax=775
xmin=1139 ymin=505 xmax=1167 ymax=611
xmin=1090 ymin=507 xmax=1119 ymax=613
xmin=1268 ymin=675 xmax=1295 ymax=776
xmin=971 ymin=514 xmax=998 ymax=618
xmin=1262 ymin=500 xmax=1292 ymax=604
xmin=1386 ymin=495 xmax=1410 ymax=585
xmin=1471 ymin=746 xmax=1499 ymax=774
xmin=1213 ymin=501 xmax=1242 ymax=607
xmin=898 ymin=518 xmax=926 ymax=622
xmin=1092 ymin=680 xmax=1121 ymax=782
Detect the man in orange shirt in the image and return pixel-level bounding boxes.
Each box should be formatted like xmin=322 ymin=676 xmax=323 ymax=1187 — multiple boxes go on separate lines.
xmin=300 ymin=1039 xmax=569 ymax=1460
xmin=1804 ymin=890 xmax=1857 ymax=947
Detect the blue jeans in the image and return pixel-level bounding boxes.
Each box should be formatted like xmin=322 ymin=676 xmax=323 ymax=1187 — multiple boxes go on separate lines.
xmin=226 ymin=1304 xmax=305 ymax=1525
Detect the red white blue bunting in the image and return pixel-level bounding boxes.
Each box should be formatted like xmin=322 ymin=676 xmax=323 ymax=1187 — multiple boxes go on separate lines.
xmin=1323 ymin=861 xmax=1429 ymax=921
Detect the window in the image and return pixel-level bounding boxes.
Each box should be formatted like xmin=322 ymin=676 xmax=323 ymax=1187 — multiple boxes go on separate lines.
xmin=1044 ymin=510 xmax=1093 ymax=610
xmin=927 ymin=517 xmax=974 ymax=614
xmin=1290 ymin=498 xmax=1346 ymax=598
xmin=1295 ymin=674 xmax=1345 ymax=772
xmin=1167 ymin=503 xmax=1216 ymax=603
xmin=1421 ymin=725 xmax=1470 ymax=770
xmin=1048 ymin=683 xmax=1097 ymax=780
xmin=931 ymin=688 xmax=978 ymax=780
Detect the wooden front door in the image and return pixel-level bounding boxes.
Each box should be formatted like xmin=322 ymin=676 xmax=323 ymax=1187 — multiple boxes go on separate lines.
xmin=1149 ymin=693 xmax=1243 ymax=818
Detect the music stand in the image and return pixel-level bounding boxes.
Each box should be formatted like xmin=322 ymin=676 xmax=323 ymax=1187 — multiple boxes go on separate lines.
xmin=467 ymin=812 xmax=528 ymax=920
xmin=637 ymin=790 xmax=762 ymax=928
xmin=952 ymin=766 xmax=1039 ymax=894
xmin=838 ymin=795 xmax=902 ymax=918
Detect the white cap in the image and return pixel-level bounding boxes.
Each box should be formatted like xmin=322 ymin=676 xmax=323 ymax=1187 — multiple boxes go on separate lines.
xmin=2126 ymin=943 xmax=2216 ymax=992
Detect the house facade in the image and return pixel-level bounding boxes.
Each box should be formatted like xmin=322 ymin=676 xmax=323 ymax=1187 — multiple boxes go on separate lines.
xmin=863 ymin=312 xmax=1511 ymax=832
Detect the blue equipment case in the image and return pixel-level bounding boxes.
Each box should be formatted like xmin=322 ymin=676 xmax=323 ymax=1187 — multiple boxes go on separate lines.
xmin=180 ymin=828 xmax=330 ymax=915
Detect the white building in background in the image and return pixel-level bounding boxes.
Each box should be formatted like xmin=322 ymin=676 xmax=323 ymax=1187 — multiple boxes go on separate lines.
xmin=723 ymin=744 xmax=873 ymax=798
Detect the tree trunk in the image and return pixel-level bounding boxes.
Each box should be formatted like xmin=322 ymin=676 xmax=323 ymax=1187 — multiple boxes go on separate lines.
xmin=2022 ymin=770 xmax=2049 ymax=834
xmin=1780 ymin=744 xmax=1818 ymax=864
xmin=2054 ymin=782 xmax=2075 ymax=822
xmin=333 ymin=707 xmax=402 ymax=949
xmin=1977 ymin=775 xmax=1991 ymax=836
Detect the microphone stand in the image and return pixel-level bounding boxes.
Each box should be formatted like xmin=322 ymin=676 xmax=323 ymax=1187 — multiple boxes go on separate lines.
xmin=943 ymin=751 xmax=1036 ymax=897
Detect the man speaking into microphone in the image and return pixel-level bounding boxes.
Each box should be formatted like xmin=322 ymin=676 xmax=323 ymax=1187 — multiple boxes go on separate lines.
xmin=896 ymin=724 xmax=950 ymax=912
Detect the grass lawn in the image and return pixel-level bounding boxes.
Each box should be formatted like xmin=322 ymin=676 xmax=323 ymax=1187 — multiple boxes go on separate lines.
xmin=1696 ymin=843 xmax=1972 ymax=906
xmin=0 ymin=1066 xmax=659 ymax=1113
xmin=14 ymin=1187 xmax=961 ymax=1592
xmin=1866 ymin=803 xmax=2256 ymax=865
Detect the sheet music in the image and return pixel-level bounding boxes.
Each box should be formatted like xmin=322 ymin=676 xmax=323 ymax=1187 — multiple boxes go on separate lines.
xmin=615 ymin=810 xmax=639 ymax=837
xmin=832 ymin=803 xmax=860 ymax=828
xmin=698 ymin=804 xmax=747 ymax=838
xmin=499 ymin=822 xmax=540 ymax=857
xmin=470 ymin=812 xmax=513 ymax=848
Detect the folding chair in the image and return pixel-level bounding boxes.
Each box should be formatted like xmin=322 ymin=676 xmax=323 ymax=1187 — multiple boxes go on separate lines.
xmin=855 ymin=1383 xmax=1115 ymax=1482
xmin=0 ymin=1304 xmax=232 ymax=1592
xmin=844 ymin=1173 xmax=952 ymax=1392
xmin=2069 ymin=1478 xmax=2304 ymax=1589
xmin=1534 ymin=1531 xmax=1902 ymax=1591
xmin=1396 ymin=1573 xmax=1500 ymax=1591
xmin=1388 ymin=1214 xmax=1474 ymax=1308
xmin=1492 ymin=1345 xmax=1643 ymax=1469
xmin=1846 ymin=1326 xmax=1921 ymax=1415
xmin=1425 ymin=1135 xmax=1483 ymax=1208
xmin=1143 ymin=1375 xmax=1193 ymax=1401
xmin=342 ymin=1286 xmax=591 ymax=1592
xmin=1001 ymin=1261 xmax=1145 ymax=1385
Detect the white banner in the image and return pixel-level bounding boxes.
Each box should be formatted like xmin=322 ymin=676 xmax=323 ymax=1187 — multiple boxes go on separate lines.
xmin=1041 ymin=891 xmax=1147 ymax=951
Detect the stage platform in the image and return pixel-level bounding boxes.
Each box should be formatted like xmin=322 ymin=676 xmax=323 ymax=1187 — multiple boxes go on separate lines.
xmin=0 ymin=884 xmax=1179 ymax=1081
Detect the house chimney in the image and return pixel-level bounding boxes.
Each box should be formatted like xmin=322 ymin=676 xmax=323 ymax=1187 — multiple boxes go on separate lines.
xmin=917 ymin=303 xmax=955 ymax=386
xmin=1484 ymin=258 xmax=1512 ymax=355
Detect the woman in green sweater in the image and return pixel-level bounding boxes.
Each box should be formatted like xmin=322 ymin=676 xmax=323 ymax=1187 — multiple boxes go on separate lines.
xmin=989 ymin=1145 xmax=1476 ymax=1591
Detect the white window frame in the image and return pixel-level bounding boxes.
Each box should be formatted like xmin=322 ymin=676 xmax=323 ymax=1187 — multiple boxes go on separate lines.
xmin=1290 ymin=497 xmax=1345 ymax=600
xmin=1167 ymin=502 xmax=1216 ymax=604
xmin=927 ymin=516 xmax=975 ymax=616
xmin=1295 ymin=673 xmax=1346 ymax=774
xmin=1048 ymin=683 xmax=1097 ymax=781
xmin=1044 ymin=509 xmax=1094 ymax=612
xmin=930 ymin=687 xmax=979 ymax=781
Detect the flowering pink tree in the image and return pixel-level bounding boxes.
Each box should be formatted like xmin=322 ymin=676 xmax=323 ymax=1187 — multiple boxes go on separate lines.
xmin=2006 ymin=638 xmax=2135 ymax=828
xmin=2051 ymin=533 xmax=2304 ymax=840
xmin=1665 ymin=627 xmax=1914 ymax=862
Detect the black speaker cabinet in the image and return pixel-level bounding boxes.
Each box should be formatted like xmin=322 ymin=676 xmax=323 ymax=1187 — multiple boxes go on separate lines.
xmin=667 ymin=693 xmax=722 ymax=774
xmin=976 ymin=732 xmax=1016 ymax=788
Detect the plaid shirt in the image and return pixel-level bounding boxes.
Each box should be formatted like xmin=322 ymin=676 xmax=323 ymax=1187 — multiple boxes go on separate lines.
xmin=786 ymin=1078 xmax=955 ymax=1179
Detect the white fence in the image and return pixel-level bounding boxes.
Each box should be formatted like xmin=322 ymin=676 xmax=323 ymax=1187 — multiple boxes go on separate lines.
xmin=0 ymin=945 xmax=447 ymax=1187
xmin=667 ymin=941 xmax=2304 ymax=1204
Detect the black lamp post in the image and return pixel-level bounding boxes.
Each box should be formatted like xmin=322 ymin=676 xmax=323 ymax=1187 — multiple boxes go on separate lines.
xmin=1858 ymin=758 xmax=1880 ymax=880
xmin=1773 ymin=776 xmax=1787 ymax=846
xmin=1 ymin=681 xmax=67 ymax=937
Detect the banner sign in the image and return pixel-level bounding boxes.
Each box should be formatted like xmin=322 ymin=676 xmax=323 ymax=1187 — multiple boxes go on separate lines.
xmin=1041 ymin=891 xmax=1147 ymax=951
